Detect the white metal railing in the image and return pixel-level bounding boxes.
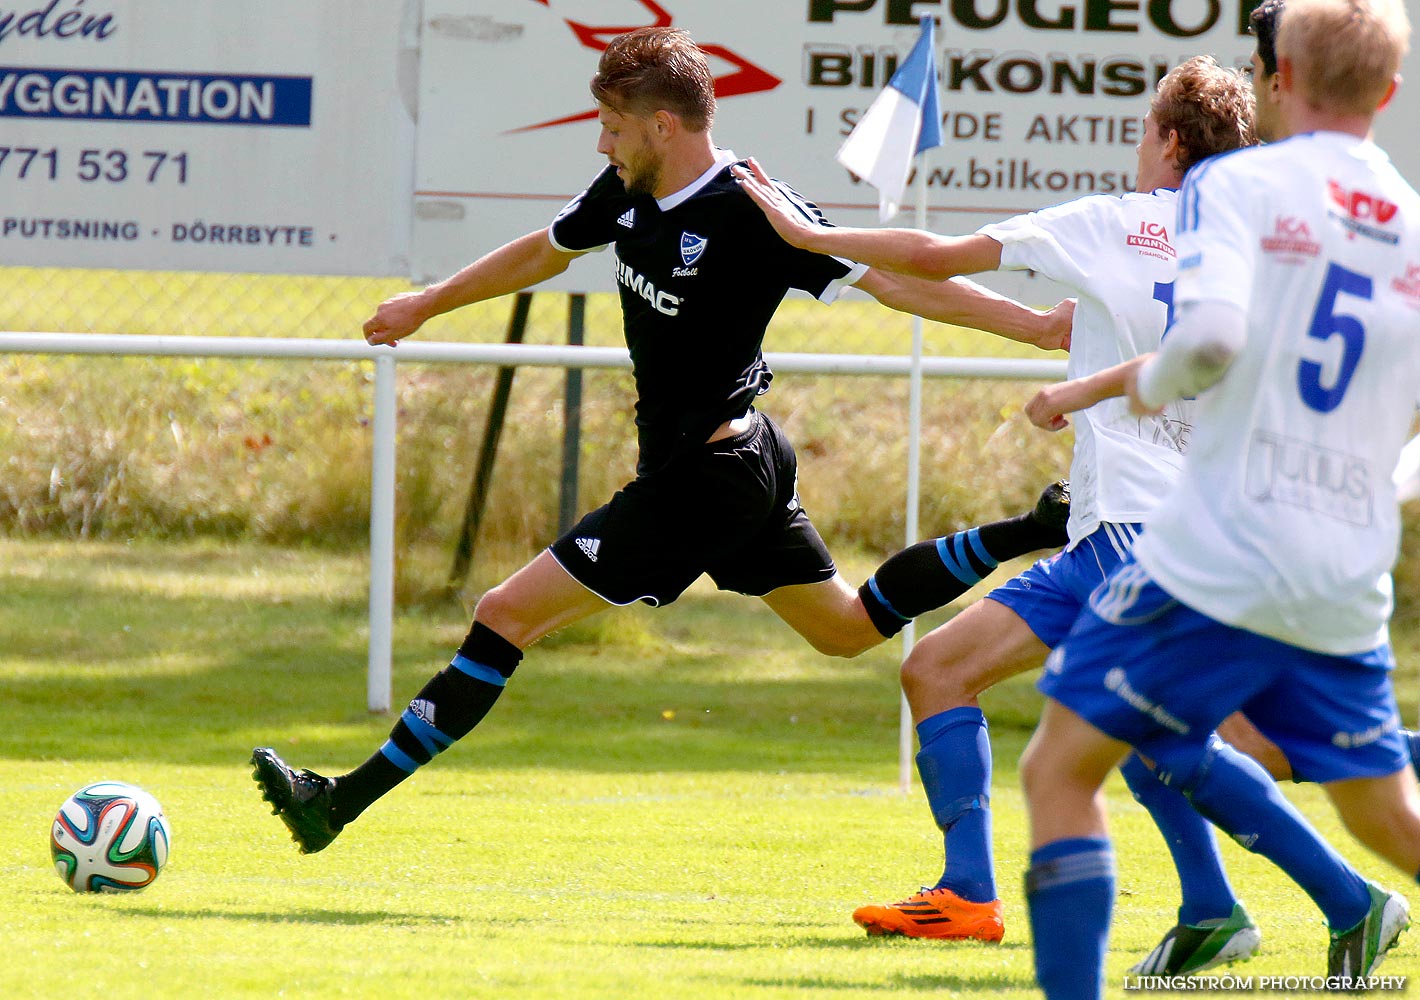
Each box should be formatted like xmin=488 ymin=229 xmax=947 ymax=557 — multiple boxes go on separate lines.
xmin=1 ymin=332 xmax=1066 ymax=713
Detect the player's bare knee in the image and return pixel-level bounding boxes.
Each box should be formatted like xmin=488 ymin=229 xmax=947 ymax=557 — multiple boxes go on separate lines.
xmin=472 ymin=585 xmax=528 ymax=647
xmin=901 ymin=647 xmax=978 ymax=712
xmin=899 ymin=651 xmax=933 ymax=703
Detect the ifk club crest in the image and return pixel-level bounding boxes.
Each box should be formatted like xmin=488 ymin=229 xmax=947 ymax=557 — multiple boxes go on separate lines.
xmin=680 ymin=231 xmax=708 ymax=266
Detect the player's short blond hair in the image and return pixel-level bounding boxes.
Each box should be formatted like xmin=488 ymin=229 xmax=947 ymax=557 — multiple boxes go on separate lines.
xmin=1151 ymin=56 xmax=1256 ymax=172
xmin=1276 ymin=0 xmax=1411 ymax=116
xmin=591 ymin=27 xmax=716 ymax=132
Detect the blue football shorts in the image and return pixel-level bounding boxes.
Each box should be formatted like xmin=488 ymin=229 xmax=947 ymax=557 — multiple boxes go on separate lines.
xmin=987 ymin=522 xmax=1142 ymax=648
xmin=1039 ymin=553 xmax=1409 ymax=783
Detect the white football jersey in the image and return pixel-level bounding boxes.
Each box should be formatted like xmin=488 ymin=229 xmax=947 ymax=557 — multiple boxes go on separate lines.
xmin=981 ymin=191 xmax=1193 ymax=546
xmin=1133 ymin=132 xmax=1420 ymax=654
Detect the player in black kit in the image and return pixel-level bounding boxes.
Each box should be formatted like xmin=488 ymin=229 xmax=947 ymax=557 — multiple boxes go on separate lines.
xmin=250 ymin=26 xmax=1073 ymax=854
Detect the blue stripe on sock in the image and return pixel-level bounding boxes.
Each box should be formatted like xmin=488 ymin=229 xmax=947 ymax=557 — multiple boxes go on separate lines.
xmin=401 ymin=708 xmax=455 ymax=758
xmin=1027 ymin=838 xmax=1115 ymax=1000
xmin=450 ymin=653 xmax=507 ymax=688
xmin=965 ymin=527 xmax=998 ymax=569
xmin=936 ymin=535 xmax=983 ymax=587
xmin=953 ymin=532 xmax=972 ymax=574
xmin=865 ymin=576 xmax=911 ymax=623
xmin=1033 ymin=835 xmax=1111 ymax=865
xmin=1027 ymin=850 xmax=1116 ymax=893
xmin=1027 ymin=837 xmax=1115 ymax=894
xmin=379 ymin=740 xmax=419 ymax=774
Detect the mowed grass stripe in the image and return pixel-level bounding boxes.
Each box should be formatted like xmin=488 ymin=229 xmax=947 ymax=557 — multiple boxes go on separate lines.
xmin=3 ymin=539 xmax=1412 ymax=997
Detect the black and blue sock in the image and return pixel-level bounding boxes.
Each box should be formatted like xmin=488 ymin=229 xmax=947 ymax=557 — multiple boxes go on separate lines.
xmin=859 ymin=483 xmax=1070 ymax=639
xmin=328 ymin=621 xmax=523 ymax=828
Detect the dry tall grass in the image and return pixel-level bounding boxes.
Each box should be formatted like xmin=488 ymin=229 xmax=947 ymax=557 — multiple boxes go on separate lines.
xmin=7 ymin=265 xmax=1418 ymax=628
xmin=0 ymin=353 xmax=1069 ymax=552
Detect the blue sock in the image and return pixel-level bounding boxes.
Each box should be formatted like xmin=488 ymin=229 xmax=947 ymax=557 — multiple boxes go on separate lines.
xmin=1120 ymin=752 xmax=1238 ymax=926
xmin=1164 ymin=736 xmax=1371 ymax=932
xmin=915 ymin=707 xmax=996 ymax=902
xmin=1026 ymin=837 xmax=1115 ymax=1000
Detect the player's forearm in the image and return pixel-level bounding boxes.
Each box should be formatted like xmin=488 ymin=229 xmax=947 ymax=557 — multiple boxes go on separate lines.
xmin=869 ymin=272 xmax=1056 ymax=347
xmin=798 ymin=226 xmax=985 ymax=280
xmin=1134 ymin=300 xmax=1245 ymax=410
xmin=1028 ymin=355 xmax=1150 ymax=432
xmin=1064 ymin=356 xmax=1147 ymax=411
xmin=422 ymin=229 xmax=573 ymax=319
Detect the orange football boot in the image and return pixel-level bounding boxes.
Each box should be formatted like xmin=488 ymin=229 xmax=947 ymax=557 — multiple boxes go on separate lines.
xmin=853 ymin=887 xmax=1004 ymax=941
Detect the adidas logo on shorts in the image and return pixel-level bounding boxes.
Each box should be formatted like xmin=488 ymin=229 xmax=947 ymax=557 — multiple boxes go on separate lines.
xmin=575 ymin=536 xmax=601 ymax=562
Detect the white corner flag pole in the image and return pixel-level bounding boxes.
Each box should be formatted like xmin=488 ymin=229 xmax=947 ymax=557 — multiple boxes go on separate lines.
xmin=899 ymin=161 xmax=929 ymax=794
xmin=834 ymin=13 xmax=941 ymax=793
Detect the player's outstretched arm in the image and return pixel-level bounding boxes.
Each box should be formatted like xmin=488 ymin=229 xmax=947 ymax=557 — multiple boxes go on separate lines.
xmin=1130 ymin=300 xmax=1244 ymax=415
xmin=731 ymin=158 xmax=994 ymax=280
xmin=1025 ymin=355 xmax=1148 ymax=431
xmin=363 ymin=229 xmax=577 ymax=346
xmin=858 ymin=269 xmax=1072 ymax=352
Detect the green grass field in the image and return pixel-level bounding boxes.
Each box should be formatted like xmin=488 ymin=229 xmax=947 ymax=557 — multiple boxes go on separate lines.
xmin=4 ymin=539 xmax=1413 ymax=998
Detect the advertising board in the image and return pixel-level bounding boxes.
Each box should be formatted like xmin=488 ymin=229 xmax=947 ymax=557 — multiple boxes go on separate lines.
xmin=0 ymin=0 xmax=416 ymax=275
xmin=411 ymin=0 xmax=1419 ymax=299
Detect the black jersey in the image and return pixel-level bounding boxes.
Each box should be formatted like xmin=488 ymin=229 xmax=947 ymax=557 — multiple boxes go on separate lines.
xmin=548 ymin=150 xmax=862 ymax=475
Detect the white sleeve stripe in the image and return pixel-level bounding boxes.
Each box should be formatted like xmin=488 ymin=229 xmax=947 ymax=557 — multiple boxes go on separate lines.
xmin=772 ymin=180 xmax=828 ymax=228
xmin=819 ymin=261 xmax=870 ymax=302
xmin=546 ymin=227 xmax=607 ymax=255
xmin=768 ymin=177 xmax=862 ymax=301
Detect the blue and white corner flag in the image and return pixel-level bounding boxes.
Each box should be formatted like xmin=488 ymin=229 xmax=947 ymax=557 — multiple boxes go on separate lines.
xmin=835 ymin=15 xmax=943 ymax=221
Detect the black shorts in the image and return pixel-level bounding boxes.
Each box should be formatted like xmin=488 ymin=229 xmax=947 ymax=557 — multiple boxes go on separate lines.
xmin=548 ymin=410 xmax=836 ymax=606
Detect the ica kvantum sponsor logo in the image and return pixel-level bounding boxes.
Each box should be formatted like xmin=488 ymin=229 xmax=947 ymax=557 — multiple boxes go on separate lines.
xmin=1260 ymin=216 xmax=1321 ymax=258
xmin=1125 ymin=220 xmax=1174 ymax=260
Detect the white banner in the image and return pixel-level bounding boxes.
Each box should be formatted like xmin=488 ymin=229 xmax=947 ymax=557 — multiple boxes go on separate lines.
xmin=0 ymin=0 xmax=416 ymax=275
xmin=411 ymin=0 xmax=1419 ymax=295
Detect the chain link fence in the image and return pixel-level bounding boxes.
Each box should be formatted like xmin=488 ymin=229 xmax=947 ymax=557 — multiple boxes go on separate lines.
xmin=5 ymin=263 xmax=1419 ymax=720
xmin=2 ymin=262 xmax=1071 ymax=563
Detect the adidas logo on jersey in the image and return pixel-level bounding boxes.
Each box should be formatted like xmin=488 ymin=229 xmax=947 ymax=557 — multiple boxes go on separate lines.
xmin=575 ymin=536 xmax=601 ymax=561
xmin=616 ymin=208 xmax=636 ymax=229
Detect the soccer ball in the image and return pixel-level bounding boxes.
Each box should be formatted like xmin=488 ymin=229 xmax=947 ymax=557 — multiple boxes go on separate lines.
xmin=50 ymin=781 xmax=171 ymax=893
